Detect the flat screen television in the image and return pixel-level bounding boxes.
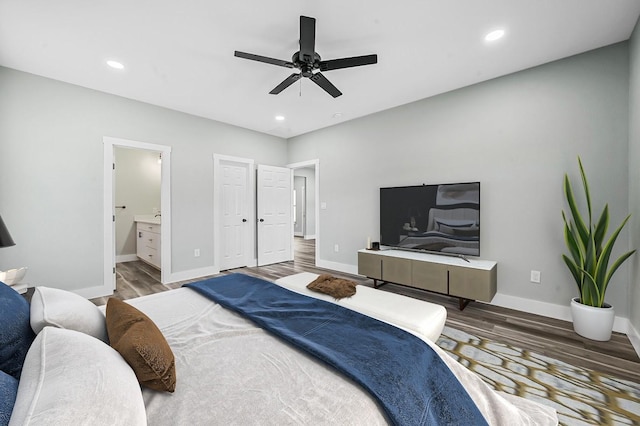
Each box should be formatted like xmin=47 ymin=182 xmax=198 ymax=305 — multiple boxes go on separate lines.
xmin=379 ymin=182 xmax=480 ymax=257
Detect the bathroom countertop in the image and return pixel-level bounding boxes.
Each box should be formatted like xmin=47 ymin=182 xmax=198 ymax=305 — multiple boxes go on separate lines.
xmin=134 ymin=215 xmax=161 ymax=225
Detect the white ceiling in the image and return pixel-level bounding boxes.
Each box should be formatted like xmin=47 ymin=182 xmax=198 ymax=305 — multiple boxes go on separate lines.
xmin=1 ymin=1 xmax=639 ymax=138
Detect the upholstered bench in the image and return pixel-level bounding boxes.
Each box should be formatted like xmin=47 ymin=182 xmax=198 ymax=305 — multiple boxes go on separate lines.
xmin=274 ymin=272 xmax=447 ymax=342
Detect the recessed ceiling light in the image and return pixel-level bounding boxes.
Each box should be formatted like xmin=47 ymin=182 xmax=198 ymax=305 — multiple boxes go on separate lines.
xmin=332 ymin=112 xmax=343 ymax=119
xmin=485 ymin=29 xmax=505 ymax=42
xmin=275 ymin=115 xmax=285 ymax=121
xmin=106 ymin=60 xmax=124 ymax=70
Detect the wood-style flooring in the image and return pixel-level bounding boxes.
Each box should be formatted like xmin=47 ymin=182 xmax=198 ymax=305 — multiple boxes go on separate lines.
xmin=92 ymin=238 xmax=640 ymax=383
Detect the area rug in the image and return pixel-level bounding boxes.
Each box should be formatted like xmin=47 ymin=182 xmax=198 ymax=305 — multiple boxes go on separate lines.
xmin=437 ymin=326 xmax=640 ymax=425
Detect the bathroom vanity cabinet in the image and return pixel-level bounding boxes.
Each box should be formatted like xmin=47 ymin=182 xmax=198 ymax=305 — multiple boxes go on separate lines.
xmin=136 ymin=220 xmax=161 ymax=269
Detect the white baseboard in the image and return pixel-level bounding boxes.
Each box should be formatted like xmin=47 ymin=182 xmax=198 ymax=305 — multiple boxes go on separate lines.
xmin=72 ymin=265 xmax=220 ymax=300
xmin=315 ymin=259 xmax=358 ymax=275
xmin=628 ymin=323 xmax=640 ymax=358
xmin=165 ymin=265 xmax=220 ymax=284
xmin=489 ymin=292 xmax=631 ymax=332
xmin=74 ymin=285 xmax=113 ymax=300
xmin=490 ymin=292 xmax=639 ymax=357
xmin=116 ymin=254 xmax=138 ymax=263
xmin=489 ymin=293 xmax=573 ymax=323
xmin=304 ymin=234 xmax=316 ymax=240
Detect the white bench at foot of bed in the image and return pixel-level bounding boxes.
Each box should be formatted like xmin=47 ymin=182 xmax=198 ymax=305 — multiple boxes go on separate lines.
xmin=275 ymin=272 xmax=447 ymax=342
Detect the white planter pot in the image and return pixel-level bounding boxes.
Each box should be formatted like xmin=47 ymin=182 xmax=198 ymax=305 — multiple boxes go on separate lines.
xmin=570 ymin=297 xmax=615 ymax=341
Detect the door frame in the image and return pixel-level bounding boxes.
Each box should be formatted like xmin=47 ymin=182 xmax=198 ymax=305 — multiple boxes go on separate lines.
xmin=287 ymin=159 xmax=319 ymax=266
xmin=102 ymin=136 xmax=172 ymax=296
xmin=213 ymin=154 xmax=255 ymax=269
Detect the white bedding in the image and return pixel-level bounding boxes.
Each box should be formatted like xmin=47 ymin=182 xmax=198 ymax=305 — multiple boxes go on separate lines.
xmin=126 ymin=288 xmax=387 ymax=425
xmin=122 ymin=286 xmax=558 ymax=425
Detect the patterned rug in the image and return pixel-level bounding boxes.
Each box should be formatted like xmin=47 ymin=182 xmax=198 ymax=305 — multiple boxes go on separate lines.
xmin=437 ymin=326 xmax=640 ymax=426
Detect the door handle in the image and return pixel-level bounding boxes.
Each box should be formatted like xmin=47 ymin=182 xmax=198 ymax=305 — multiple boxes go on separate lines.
xmin=259 ymin=218 xmax=264 ymax=222
xmin=242 ymin=219 xmax=247 ymax=222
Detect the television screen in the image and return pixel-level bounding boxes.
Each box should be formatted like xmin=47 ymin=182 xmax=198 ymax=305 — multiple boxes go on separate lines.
xmin=379 ymin=182 xmax=480 ymax=257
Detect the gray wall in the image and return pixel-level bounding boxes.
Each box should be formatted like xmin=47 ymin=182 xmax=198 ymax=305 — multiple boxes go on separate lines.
xmin=114 ymin=147 xmax=161 ymax=257
xmin=0 ymin=66 xmax=287 ymax=292
xmin=629 ymin=22 xmax=640 ymax=334
xmin=0 ymin=40 xmax=636 ymax=323
xmin=288 ymin=43 xmax=632 ymax=317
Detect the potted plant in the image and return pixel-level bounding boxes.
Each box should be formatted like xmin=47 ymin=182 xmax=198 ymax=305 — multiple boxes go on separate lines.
xmin=562 ymin=157 xmax=635 ymax=341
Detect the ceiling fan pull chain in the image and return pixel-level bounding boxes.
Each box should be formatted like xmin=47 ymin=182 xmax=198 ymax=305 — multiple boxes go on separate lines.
xmin=299 ymin=76 xmax=302 ymax=97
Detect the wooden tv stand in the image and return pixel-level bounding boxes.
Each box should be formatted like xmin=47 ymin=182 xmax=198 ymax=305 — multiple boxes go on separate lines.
xmin=357 ymin=249 xmax=497 ymax=310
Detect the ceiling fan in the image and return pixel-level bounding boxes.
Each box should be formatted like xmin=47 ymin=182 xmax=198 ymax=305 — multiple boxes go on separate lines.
xmin=234 ymin=16 xmax=377 ymax=98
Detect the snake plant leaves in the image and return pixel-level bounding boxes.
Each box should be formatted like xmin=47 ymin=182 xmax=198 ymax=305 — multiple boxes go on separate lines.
xmin=561 ymin=157 xmax=635 ymax=308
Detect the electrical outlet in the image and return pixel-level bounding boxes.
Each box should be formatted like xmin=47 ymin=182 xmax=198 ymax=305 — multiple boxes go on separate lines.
xmin=334 ymin=244 xmax=339 ymax=253
xmin=530 ymin=270 xmax=541 ymax=283
xmin=194 ymin=249 xmax=200 ymax=257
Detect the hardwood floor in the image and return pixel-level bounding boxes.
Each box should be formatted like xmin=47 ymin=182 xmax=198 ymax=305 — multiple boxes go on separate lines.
xmin=93 ymin=238 xmax=640 ymax=383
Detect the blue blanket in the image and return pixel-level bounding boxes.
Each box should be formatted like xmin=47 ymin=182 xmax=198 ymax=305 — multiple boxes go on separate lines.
xmin=185 ymin=273 xmax=488 ymax=426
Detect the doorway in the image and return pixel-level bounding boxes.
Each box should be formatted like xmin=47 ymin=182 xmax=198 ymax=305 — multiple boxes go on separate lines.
xmin=293 ymin=176 xmax=306 ymax=237
xmin=114 ymin=147 xmax=161 ymax=264
xmin=287 ymin=160 xmax=319 ymax=266
xmin=103 ymin=137 xmax=172 ymax=297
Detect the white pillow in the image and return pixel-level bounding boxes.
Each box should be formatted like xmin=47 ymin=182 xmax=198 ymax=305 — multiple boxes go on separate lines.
xmin=9 ymin=327 xmax=146 ymax=426
xmin=30 ymin=286 xmax=108 ymax=342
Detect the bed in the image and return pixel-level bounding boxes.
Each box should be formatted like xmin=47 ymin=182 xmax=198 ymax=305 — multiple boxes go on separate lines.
xmin=0 ymin=274 xmax=558 ymax=425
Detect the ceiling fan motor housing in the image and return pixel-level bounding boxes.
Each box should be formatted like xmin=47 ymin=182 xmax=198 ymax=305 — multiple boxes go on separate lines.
xmin=292 ymin=51 xmax=321 ymax=77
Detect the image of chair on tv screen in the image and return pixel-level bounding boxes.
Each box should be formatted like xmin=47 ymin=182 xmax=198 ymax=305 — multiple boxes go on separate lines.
xmin=397 ymin=184 xmax=480 ymax=256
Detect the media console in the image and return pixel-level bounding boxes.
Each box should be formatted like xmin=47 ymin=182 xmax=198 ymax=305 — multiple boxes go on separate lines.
xmin=357 ymin=248 xmax=497 ymax=310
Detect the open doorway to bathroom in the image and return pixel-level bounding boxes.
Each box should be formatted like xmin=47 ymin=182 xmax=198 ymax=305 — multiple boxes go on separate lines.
xmin=102 ymin=137 xmax=171 ymax=299
xmin=114 ymin=147 xmax=163 ymax=297
xmin=114 ymin=147 xmax=161 ymax=263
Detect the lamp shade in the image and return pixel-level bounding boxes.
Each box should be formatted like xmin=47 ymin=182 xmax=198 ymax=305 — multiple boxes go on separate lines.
xmin=0 ymin=215 xmax=15 ymax=248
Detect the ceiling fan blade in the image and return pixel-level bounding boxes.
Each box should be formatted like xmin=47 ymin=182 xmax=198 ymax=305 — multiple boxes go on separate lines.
xmin=234 ymin=51 xmax=294 ymax=68
xmin=269 ymin=73 xmax=302 ymax=94
xmin=299 ymin=16 xmax=316 ymax=63
xmin=310 ymin=72 xmax=342 ymax=98
xmin=319 ymin=54 xmax=378 ymax=71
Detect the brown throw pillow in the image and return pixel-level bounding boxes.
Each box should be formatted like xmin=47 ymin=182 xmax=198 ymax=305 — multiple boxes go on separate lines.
xmin=105 ymin=298 xmax=176 ymax=392
xmin=307 ymin=274 xmax=357 ymax=299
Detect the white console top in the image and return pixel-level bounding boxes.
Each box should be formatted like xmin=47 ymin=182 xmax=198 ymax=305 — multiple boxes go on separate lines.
xmin=358 ymin=248 xmax=496 ymax=270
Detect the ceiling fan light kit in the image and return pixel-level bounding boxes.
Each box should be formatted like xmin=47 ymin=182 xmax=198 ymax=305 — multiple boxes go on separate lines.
xmin=234 ymin=16 xmax=377 ymax=98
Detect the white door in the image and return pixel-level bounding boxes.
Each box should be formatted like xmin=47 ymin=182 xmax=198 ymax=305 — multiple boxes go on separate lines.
xmin=257 ymin=164 xmax=293 ymax=266
xmin=220 ymin=161 xmax=250 ymax=270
